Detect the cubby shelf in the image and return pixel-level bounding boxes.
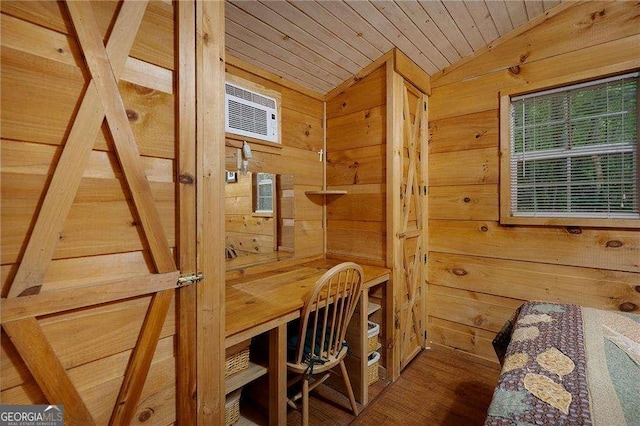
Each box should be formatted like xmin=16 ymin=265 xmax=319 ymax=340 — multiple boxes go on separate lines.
xmin=368 ymin=301 xmax=381 ymax=317
xmin=304 ymin=190 xmax=347 ymax=196
xmin=225 ymin=362 xmax=267 ymax=394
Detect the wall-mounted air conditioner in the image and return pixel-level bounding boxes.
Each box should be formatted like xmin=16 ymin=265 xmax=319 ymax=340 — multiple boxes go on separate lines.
xmin=225 ymin=82 xmax=279 ymax=144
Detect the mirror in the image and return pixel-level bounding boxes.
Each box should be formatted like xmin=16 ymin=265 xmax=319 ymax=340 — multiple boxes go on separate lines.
xmin=225 ymin=171 xmax=294 ymax=270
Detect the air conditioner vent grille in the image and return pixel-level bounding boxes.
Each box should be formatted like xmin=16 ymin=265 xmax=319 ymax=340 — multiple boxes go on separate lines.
xmin=225 ymin=84 xmax=276 ymax=109
xmin=228 ymin=100 xmax=268 ymax=136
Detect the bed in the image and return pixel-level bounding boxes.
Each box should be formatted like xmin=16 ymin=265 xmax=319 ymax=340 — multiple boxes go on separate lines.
xmin=485 ymin=301 xmax=640 ymax=425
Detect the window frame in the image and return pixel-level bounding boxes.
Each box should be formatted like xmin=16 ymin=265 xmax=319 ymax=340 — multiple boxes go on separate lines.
xmin=499 ymin=68 xmax=640 ymax=229
xmin=252 ymin=172 xmax=275 ymax=217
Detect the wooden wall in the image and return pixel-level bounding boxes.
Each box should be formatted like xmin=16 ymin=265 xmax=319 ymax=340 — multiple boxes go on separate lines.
xmin=1 ymin=0 xmax=182 ymax=423
xmin=427 ymin=1 xmax=640 ymax=366
xmin=326 ymin=66 xmax=388 ymax=265
xmin=224 ymin=59 xmax=324 ymax=275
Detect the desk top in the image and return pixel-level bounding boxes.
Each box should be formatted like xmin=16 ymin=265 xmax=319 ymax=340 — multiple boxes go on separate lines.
xmin=226 ymin=259 xmax=390 ymax=339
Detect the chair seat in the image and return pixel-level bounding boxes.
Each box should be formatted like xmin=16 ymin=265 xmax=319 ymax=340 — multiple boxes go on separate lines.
xmin=286 ymin=343 xmax=349 ymax=375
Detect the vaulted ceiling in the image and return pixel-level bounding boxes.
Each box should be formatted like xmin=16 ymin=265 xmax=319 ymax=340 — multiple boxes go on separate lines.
xmin=225 ymin=0 xmax=563 ymax=94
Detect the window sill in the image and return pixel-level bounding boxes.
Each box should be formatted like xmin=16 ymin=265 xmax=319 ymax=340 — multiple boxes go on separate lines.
xmin=252 ymin=212 xmax=273 ymax=218
xmin=500 ymin=215 xmax=640 ymax=229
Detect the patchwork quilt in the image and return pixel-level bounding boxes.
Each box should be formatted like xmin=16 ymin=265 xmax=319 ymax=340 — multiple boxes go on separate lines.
xmin=485 ymin=302 xmax=640 ymax=425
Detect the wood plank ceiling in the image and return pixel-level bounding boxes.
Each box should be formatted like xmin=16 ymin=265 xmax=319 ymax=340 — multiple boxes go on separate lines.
xmin=226 ymin=0 xmax=562 ymax=94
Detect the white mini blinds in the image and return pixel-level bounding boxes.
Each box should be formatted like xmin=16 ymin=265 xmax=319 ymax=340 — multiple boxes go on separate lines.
xmin=509 ymin=72 xmax=639 ymax=219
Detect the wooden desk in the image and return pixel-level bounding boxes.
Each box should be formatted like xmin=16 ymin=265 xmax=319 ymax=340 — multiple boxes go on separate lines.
xmin=225 ymin=259 xmax=390 ymax=425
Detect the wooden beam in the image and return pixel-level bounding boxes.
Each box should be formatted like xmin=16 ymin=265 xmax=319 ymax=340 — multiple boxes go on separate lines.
xmin=1 ymin=271 xmax=179 ymax=323
xmin=3 ymin=318 xmax=96 ymax=425
xmin=386 ymin=65 xmax=404 ymax=381
xmin=6 ymin=0 xmax=149 ymax=298
xmin=66 ymin=0 xmax=176 ymax=274
xmin=176 ymin=1 xmax=198 ymax=424
xmin=122 ymin=57 xmax=173 ymax=94
xmin=419 ymin=93 xmax=429 ymax=352
xmin=269 ymin=324 xmax=288 ymax=425
xmin=109 ymin=289 xmax=174 ymax=425
xmin=394 ymin=50 xmax=431 ymax=95
xmin=196 ymin=1 xmax=226 ymax=423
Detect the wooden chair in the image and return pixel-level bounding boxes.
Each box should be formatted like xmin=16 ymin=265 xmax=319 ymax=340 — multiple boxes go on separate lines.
xmin=286 ymin=262 xmax=364 ymax=425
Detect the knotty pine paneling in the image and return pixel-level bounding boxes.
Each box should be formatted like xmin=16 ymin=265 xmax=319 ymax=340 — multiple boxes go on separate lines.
xmin=327 ymin=66 xmax=386 ymax=118
xmin=294 ymin=221 xmax=324 ymax=259
xmin=428 ymin=317 xmax=497 ymax=364
xmin=280 ymin=107 xmax=323 ymax=152
xmin=428 ymin=1 xmax=640 ymax=365
xmin=429 ymin=147 xmax=498 ymax=187
xmin=326 ymin=65 xmax=387 ymax=263
xmin=429 ymin=252 xmax=640 ymax=311
xmin=428 ymin=285 xmax=522 ymax=334
xmin=326 ymin=105 xmax=386 ymax=151
xmin=326 ymin=227 xmax=386 ymax=262
xmin=430 ymin=219 xmax=639 ymax=273
xmin=326 ymin=193 xmax=386 ymax=223
xmin=429 ymin=184 xmax=498 ymax=221
xmin=428 ymin=110 xmax=498 ymax=154
xmin=1 ymin=47 xmax=85 ymax=146
xmin=327 ymin=145 xmax=387 ymax=186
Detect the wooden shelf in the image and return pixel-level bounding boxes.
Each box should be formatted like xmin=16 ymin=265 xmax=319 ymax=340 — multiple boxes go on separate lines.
xmin=225 ymin=362 xmax=268 ymax=394
xmin=304 ymin=190 xmax=347 ymax=195
xmin=368 ymin=302 xmax=381 ymax=316
xmin=237 ymin=414 xmax=261 ymax=426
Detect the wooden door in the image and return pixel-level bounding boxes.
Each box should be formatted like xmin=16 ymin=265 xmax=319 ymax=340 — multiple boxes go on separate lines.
xmin=0 ymin=1 xmax=202 ymax=423
xmin=389 ymin=72 xmax=428 ymax=372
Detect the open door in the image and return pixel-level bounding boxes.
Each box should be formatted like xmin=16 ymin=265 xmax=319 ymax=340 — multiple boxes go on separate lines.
xmin=0 ymin=1 xmax=205 ymax=423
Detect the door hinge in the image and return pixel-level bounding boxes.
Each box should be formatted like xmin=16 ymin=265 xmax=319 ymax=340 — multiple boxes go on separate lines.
xmin=423 ymin=254 xmax=427 ymax=264
xmin=177 ymin=273 xmax=204 ymax=287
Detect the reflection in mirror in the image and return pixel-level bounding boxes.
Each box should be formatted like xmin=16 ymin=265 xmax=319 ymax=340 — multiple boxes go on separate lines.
xmin=225 ymin=172 xmax=294 ymax=270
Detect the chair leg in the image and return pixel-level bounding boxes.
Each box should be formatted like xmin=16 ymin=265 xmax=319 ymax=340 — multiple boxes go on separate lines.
xmin=302 ymin=376 xmax=309 ymax=426
xmin=339 ymin=360 xmax=359 ymax=416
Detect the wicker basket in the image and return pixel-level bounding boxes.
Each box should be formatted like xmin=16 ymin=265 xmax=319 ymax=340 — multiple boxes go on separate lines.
xmin=366 ymin=321 xmax=380 ymax=354
xmin=367 ymin=351 xmax=380 ymax=385
xmin=225 ymin=341 xmax=250 ymax=378
xmin=225 ymin=389 xmax=242 ymax=426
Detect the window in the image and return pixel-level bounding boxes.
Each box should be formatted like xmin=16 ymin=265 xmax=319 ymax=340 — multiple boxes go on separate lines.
xmin=500 ymin=72 xmax=639 ymax=228
xmin=253 ymin=172 xmax=274 ymax=215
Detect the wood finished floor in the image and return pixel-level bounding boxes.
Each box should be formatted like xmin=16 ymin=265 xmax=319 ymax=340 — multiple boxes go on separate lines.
xmin=241 ymin=348 xmax=500 ymax=425
xmin=351 ymin=349 xmax=500 ymax=426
